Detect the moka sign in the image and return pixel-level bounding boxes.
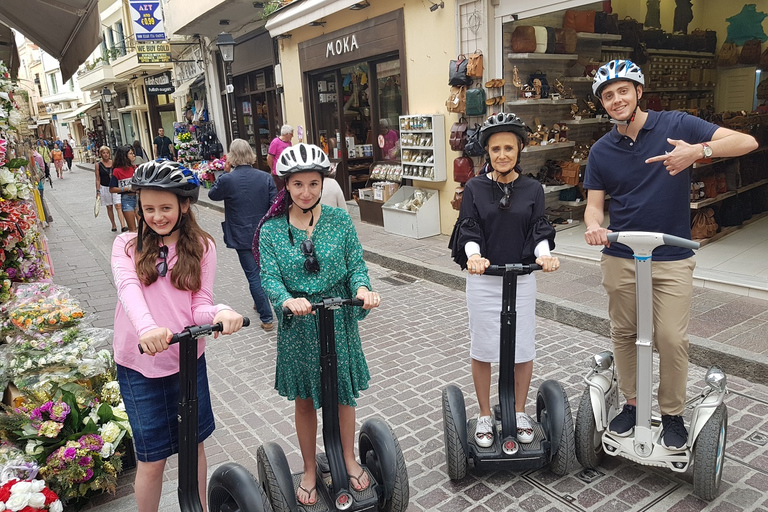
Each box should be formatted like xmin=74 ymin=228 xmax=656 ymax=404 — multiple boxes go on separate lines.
xmin=130 ymin=1 xmax=167 ymax=41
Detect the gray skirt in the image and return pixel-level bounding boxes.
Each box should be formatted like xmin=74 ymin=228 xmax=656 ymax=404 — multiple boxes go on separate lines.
xmin=466 ymin=272 xmax=537 ymax=363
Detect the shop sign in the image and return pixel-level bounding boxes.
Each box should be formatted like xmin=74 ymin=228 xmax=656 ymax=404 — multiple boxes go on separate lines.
xmin=130 ymin=1 xmax=167 ymax=41
xmin=137 ymin=42 xmax=171 ymax=64
xmin=145 ymin=71 xmax=175 ymax=95
xmin=326 ymin=35 xmax=359 ymax=58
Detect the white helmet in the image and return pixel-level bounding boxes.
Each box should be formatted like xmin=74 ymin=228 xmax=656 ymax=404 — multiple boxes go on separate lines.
xmin=275 ymin=143 xmax=330 ymax=178
xmin=592 ymin=59 xmax=645 ymax=97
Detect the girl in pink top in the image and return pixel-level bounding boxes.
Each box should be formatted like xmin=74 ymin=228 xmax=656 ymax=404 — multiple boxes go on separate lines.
xmin=112 ymin=159 xmax=244 ymax=511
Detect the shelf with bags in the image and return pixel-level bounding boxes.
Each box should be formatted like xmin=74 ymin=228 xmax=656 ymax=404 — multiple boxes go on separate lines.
xmin=576 ymin=33 xmax=622 ymax=42
xmin=689 ymin=179 xmax=768 ymax=209
xmin=521 ymin=141 xmax=575 ymax=153
xmin=400 ymin=145 xmax=436 ymax=150
xmin=647 ymin=49 xmax=715 ymax=58
xmin=398 ymin=114 xmax=446 ymax=182
xmin=507 ymin=53 xmax=578 ymax=61
xmin=693 ymin=147 xmax=768 ymax=169
xmin=560 ymin=117 xmax=610 ymax=125
xmin=507 ymin=98 xmax=575 ymax=105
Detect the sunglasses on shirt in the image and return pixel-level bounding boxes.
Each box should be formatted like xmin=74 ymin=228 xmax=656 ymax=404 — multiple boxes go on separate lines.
xmin=156 ymin=245 xmax=168 ymax=277
xmin=498 ymin=183 xmax=512 ymax=211
xmin=300 ymin=238 xmax=320 ymax=273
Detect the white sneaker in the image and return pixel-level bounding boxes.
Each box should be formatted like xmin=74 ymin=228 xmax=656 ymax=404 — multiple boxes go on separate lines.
xmin=516 ymin=413 xmax=534 ymax=444
xmin=475 ymin=415 xmax=494 ymax=448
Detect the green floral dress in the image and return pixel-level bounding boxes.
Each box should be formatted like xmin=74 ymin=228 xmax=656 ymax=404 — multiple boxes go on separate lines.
xmin=259 ymin=205 xmax=372 ymax=409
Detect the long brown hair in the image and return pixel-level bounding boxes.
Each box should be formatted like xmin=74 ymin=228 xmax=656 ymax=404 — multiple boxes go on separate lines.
xmin=126 ymin=193 xmax=214 ymax=291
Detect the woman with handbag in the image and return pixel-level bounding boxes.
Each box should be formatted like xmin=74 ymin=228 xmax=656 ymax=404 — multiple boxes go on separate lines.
xmin=449 ymin=112 xmax=559 ymax=447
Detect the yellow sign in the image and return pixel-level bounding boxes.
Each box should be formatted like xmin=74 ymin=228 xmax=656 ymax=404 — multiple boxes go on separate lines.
xmin=136 ymin=42 xmax=171 ymax=63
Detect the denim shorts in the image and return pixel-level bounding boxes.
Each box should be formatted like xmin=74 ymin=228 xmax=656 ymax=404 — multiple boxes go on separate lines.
xmin=121 ymin=194 xmax=137 ymax=212
xmin=117 ymin=354 xmax=215 ymax=462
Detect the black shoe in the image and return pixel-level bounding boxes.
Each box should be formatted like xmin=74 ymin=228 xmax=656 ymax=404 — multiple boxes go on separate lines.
xmin=661 ymin=415 xmax=688 ymax=449
xmin=608 ymin=404 xmax=636 ymax=437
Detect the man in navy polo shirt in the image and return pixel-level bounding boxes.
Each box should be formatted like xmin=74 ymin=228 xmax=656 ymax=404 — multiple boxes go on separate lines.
xmin=583 ymin=59 xmax=757 ymax=449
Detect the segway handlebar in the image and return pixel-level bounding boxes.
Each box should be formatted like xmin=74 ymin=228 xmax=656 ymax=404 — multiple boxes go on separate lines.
xmin=606 ymin=231 xmax=699 ymax=252
xmin=282 ymin=297 xmax=365 ymax=316
xmin=484 ymin=263 xmax=542 ymax=276
xmin=138 ymin=317 xmax=250 ymax=354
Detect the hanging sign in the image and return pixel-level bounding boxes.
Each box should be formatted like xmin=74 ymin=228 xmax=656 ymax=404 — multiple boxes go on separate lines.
xmin=137 ymin=42 xmax=172 ymax=63
xmin=129 ymin=2 xmax=167 ymax=41
xmin=145 ymin=72 xmax=175 ymax=95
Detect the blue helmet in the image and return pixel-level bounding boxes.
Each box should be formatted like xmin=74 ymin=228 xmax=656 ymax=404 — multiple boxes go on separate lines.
xmin=592 ymin=59 xmax=645 ymax=97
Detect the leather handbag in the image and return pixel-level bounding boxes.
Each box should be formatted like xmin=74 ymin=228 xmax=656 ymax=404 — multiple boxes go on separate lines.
xmin=467 ymin=50 xmax=483 ymax=78
xmin=463 ymin=123 xmax=485 ymax=157
xmin=512 ymin=26 xmax=537 ymax=53
xmin=449 ymin=117 xmax=469 ymax=151
xmin=445 ymin=86 xmax=467 ymax=114
xmin=534 ymin=26 xmax=548 ymax=53
xmin=617 ymin=16 xmax=643 ymax=48
xmin=718 ymin=42 xmax=739 ymax=66
xmin=757 ymin=78 xmax=768 ymax=99
xmin=449 ymin=55 xmax=472 ymax=86
xmin=691 ymin=28 xmax=717 ymax=54
xmin=558 ymin=161 xmax=581 ymax=186
xmin=563 ymin=9 xmax=595 ymax=33
xmin=739 ymin=39 xmax=762 ymax=65
xmin=450 ymin=187 xmax=464 ymax=211
xmin=545 ymin=27 xmax=556 ymax=53
xmin=465 ymin=87 xmax=487 ymax=116
xmin=691 ymin=208 xmax=718 ymax=239
xmin=453 ymin=157 xmax=475 ymax=183
xmin=594 ymin=12 xmax=618 ymax=34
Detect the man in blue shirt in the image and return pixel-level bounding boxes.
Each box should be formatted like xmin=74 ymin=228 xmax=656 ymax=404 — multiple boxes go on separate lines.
xmin=583 ymin=60 xmax=757 ymax=449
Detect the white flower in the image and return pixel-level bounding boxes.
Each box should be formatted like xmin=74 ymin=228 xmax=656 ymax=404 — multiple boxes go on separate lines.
xmin=25 ymin=439 xmax=44 ymax=455
xmin=27 ymin=492 xmax=45 ymax=508
xmin=4 ymin=183 xmax=17 ymax=197
xmin=100 ymin=421 xmax=121 ymax=443
xmin=100 ymin=441 xmax=114 ymax=458
xmin=5 ymin=492 xmax=29 ymax=511
xmin=50 ymin=500 xmax=64 ymax=512
xmin=0 ymin=168 xmax=13 ymax=184
xmin=112 ymin=408 xmax=128 ymax=421
xmin=8 ymin=109 xmax=22 ymax=128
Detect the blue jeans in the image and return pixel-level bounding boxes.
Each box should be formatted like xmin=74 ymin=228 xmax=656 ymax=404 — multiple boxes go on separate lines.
xmin=236 ymin=249 xmax=273 ymax=324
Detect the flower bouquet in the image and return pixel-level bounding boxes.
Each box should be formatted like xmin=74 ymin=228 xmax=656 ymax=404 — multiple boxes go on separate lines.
xmin=4 ymin=284 xmax=84 ymax=335
xmin=0 ymin=479 xmax=63 ymax=512
xmin=177 ymin=132 xmax=192 ymax=144
xmin=0 ymin=166 xmax=33 ymax=202
xmin=210 ymin=157 xmax=226 ymax=171
xmin=0 ymin=202 xmax=49 ymax=283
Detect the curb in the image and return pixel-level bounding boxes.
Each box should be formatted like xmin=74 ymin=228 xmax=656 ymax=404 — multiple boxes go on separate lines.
xmin=194 ymin=191 xmax=768 ymax=387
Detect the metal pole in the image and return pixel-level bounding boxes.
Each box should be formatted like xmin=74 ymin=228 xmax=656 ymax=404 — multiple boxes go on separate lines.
xmin=226 ymin=61 xmax=239 ymax=140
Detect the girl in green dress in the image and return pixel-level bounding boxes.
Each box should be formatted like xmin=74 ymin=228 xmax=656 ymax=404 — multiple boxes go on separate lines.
xmin=256 ymin=143 xmax=381 ymax=506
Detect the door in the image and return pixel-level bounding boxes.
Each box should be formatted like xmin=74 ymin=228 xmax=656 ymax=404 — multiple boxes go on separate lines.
xmin=121 ymin=112 xmax=135 ymax=145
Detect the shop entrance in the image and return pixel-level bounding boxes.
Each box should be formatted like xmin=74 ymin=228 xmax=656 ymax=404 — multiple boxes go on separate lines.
xmin=234 ymin=69 xmax=282 ymax=172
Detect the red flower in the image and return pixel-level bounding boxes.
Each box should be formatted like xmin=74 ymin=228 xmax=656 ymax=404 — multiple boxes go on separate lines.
xmin=0 ymin=480 xmax=15 ymax=501
xmin=19 ymin=507 xmax=36 ymax=512
xmin=42 ymin=487 xmax=59 ymax=504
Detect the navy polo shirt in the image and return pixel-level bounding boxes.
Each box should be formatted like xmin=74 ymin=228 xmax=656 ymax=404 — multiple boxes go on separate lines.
xmin=584 ymin=110 xmax=718 ymax=260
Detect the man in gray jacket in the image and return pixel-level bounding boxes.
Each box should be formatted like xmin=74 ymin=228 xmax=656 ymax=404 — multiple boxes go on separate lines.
xmin=209 ymin=139 xmax=277 ymax=330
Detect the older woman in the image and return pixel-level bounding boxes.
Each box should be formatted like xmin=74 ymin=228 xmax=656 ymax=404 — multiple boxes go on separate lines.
xmin=208 ymin=139 xmax=277 ymax=330
xmin=95 ymin=146 xmax=127 ymax=232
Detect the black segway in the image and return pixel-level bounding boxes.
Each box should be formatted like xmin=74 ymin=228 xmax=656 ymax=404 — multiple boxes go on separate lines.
xmin=139 ymin=317 xmax=272 ymax=512
xmin=442 ymin=263 xmax=576 ymax=479
xmin=257 ymin=297 xmax=409 ymax=512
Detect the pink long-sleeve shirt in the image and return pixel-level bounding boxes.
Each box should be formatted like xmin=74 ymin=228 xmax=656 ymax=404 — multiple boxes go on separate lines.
xmin=111 ymin=233 xmax=230 ymax=378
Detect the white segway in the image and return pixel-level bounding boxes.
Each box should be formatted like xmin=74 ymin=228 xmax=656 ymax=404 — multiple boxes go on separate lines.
xmin=575 ymin=231 xmax=728 ymax=501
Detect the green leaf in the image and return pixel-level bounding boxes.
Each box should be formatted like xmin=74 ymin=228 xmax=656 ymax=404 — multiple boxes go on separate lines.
xmin=97 ymin=403 xmax=114 ymax=422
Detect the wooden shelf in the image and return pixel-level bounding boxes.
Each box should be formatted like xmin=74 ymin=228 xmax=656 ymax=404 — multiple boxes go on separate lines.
xmin=507 ymin=98 xmax=575 ymax=105
xmin=507 ymin=53 xmax=578 ymax=61
xmin=577 ymin=33 xmax=622 ymax=41
xmin=644 ymin=86 xmax=715 ymax=93
xmin=694 ymin=211 xmax=768 ymax=247
xmin=401 ymin=129 xmax=433 ymax=134
xmin=602 ymin=45 xmax=634 ymax=52
xmin=561 ymin=117 xmax=610 ymax=125
xmin=559 ymin=77 xmax=594 ymax=83
xmin=402 ymin=161 xmax=435 ymax=167
xmin=522 ymin=141 xmax=575 ymax=153
xmin=690 ymin=179 xmax=768 ymax=209
xmin=693 ymin=147 xmax=768 ymax=168
xmin=647 ymin=49 xmax=715 ymax=57
xmin=400 ymin=146 xmax=434 ymax=150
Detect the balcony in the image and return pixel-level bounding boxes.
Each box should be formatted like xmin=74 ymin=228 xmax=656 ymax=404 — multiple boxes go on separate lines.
xmin=41 ymin=90 xmax=81 ymax=105
xmin=78 ymin=62 xmax=117 ymax=92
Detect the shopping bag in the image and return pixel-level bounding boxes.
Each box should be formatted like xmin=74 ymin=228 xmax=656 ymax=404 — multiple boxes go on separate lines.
xmin=94 ymin=195 xmax=101 ymax=218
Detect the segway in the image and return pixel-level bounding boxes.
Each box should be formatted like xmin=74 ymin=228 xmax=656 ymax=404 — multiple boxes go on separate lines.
xmin=257 ymin=297 xmax=409 ymax=512
xmin=139 ymin=317 xmax=273 ymax=512
xmin=442 ymin=263 xmax=577 ymax=480
xmin=574 ymin=231 xmax=728 ymax=501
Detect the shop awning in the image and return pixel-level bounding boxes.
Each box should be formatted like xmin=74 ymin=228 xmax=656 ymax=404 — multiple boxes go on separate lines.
xmin=265 ymin=0 xmax=363 ymax=37
xmin=59 ymin=100 xmax=100 ymax=121
xmin=0 ymin=23 xmax=20 ymax=78
xmin=173 ymin=74 xmax=205 ymax=99
xmin=494 ymin=0 xmax=595 ymax=20
xmin=0 ymin=0 xmax=101 ymax=83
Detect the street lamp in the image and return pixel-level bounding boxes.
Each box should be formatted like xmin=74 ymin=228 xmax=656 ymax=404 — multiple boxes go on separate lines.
xmin=216 ymin=32 xmax=238 ymax=140
xmin=101 ymin=86 xmax=116 ymax=149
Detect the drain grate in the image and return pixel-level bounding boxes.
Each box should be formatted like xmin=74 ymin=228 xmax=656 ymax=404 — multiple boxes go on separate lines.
xmin=392 ymin=273 xmax=417 ymax=283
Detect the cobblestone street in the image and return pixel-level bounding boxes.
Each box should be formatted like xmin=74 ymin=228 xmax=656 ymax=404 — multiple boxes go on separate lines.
xmin=43 ymin=167 xmax=768 ymax=511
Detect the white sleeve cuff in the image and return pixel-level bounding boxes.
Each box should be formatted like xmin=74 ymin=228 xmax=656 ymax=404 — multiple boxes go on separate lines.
xmin=464 ymin=241 xmax=481 ymax=259
xmin=534 ymin=239 xmax=551 ymax=258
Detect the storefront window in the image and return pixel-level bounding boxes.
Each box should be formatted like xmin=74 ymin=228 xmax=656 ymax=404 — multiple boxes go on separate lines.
xmin=233 ymin=67 xmax=282 ymax=170
xmin=312 ymin=71 xmax=341 ymax=158
xmin=375 ymin=59 xmax=402 ymax=161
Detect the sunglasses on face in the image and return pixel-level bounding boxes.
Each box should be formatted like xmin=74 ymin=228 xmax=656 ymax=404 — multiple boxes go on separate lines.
xmin=300 ymin=238 xmax=320 ymax=273
xmin=498 ymin=184 xmax=512 ymax=210
xmin=156 ymin=245 xmax=168 ymax=277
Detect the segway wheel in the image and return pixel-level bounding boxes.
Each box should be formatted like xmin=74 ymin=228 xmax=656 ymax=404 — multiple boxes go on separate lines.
xmin=693 ymin=402 xmax=728 ymax=501
xmin=536 ymin=380 xmax=576 ymax=476
xmin=208 ymin=462 xmax=273 ymax=512
xmin=441 ymin=386 xmax=468 ymax=481
xmin=575 ymin=386 xmax=605 ymax=469
xmin=359 ymin=417 xmax=409 ymax=512
xmin=257 ymin=443 xmax=297 ymax=512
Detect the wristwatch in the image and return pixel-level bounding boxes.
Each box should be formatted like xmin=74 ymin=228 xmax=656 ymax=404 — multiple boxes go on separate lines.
xmin=701 ymin=142 xmax=713 ymax=158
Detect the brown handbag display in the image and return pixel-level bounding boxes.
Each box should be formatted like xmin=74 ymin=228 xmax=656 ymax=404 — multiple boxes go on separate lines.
xmin=715 ymin=172 xmax=727 ymax=194
xmin=453 ymin=157 xmax=475 ymax=184
xmin=718 ymin=42 xmax=739 ymax=66
xmin=760 ymin=47 xmax=768 ymax=73
xmin=467 ymin=50 xmax=483 ymax=78
xmin=449 ymin=117 xmax=469 ymax=152
xmin=511 ymin=26 xmax=537 ymax=53
xmin=558 ymin=161 xmax=581 ymax=186
xmin=739 ymin=39 xmax=762 ymax=65
xmin=445 ymin=86 xmax=466 ymax=114
xmin=563 ymin=9 xmax=595 ymax=33
xmin=690 ymin=207 xmax=718 ymax=239
xmin=451 ymin=187 xmax=464 ymax=211
xmin=702 ymin=175 xmax=718 ymax=198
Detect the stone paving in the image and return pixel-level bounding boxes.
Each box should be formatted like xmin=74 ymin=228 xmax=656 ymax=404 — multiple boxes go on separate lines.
xmin=37 ymin=165 xmax=768 ymax=511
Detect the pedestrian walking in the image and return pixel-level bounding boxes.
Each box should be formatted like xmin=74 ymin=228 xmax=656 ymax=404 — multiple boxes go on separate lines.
xmin=207 ymin=138 xmax=277 ymax=331
xmin=51 ymin=145 xmax=64 ymax=179
xmin=449 ymin=112 xmax=559 ymax=447
xmin=583 ymin=59 xmax=759 ymax=449
xmin=319 ymin=176 xmax=347 ymax=211
xmin=256 ymin=143 xmax=380 ymax=506
xmin=111 ymin=159 xmax=245 ymax=512
xmin=133 ymin=140 xmax=148 ymax=165
xmin=153 ymin=127 xmax=175 ymax=160
xmin=62 ymin=140 xmax=74 ymax=171
xmin=266 ymin=124 xmax=293 ymax=191
xmin=95 ymin=146 xmax=127 ymax=232
xmin=109 ymin=145 xmax=138 ymax=232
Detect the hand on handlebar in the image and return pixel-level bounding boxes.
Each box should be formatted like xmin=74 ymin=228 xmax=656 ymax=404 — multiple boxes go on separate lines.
xmin=356 ymin=287 xmax=381 ymax=310
xmin=139 ymin=326 xmax=173 ymax=356
xmin=282 ymin=297 xmax=313 ymax=316
xmin=536 ymin=255 xmax=560 ymax=272
xmin=466 ymin=254 xmax=490 ymax=275
xmin=212 ymin=309 xmax=245 ymax=338
xmin=584 ymin=225 xmax=612 ymax=248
